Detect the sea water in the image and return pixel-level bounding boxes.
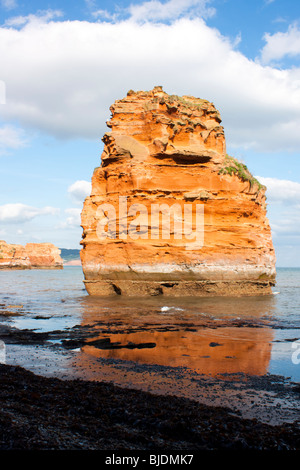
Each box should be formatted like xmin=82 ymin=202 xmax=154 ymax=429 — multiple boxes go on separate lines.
xmin=0 ymin=266 xmax=299 ymax=382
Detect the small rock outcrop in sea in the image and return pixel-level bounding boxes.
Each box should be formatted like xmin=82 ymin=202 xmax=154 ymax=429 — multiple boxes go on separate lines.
xmin=0 ymin=241 xmax=63 ymax=269
xmin=80 ymin=86 xmax=276 ymax=296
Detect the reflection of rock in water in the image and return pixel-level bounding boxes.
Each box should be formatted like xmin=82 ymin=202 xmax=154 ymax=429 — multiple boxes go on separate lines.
xmin=68 ymin=296 xmax=275 ymax=386
xmin=0 ymin=341 xmax=6 ymax=364
xmin=82 ymin=327 xmax=273 ymax=376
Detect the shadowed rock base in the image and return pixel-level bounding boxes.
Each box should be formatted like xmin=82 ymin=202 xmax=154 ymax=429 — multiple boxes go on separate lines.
xmin=84 ymin=279 xmax=274 ymax=297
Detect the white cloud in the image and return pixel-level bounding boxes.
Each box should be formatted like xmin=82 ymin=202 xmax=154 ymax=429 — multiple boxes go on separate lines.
xmin=92 ymin=0 xmax=215 ymax=22
xmin=4 ymin=9 xmax=63 ymax=27
xmin=68 ymin=180 xmax=91 ymax=203
xmin=55 ymin=208 xmax=81 ymax=230
xmin=260 ymin=23 xmax=300 ymax=64
xmin=126 ymin=0 xmax=216 ymax=22
xmin=1 ymin=0 xmax=17 ymax=10
xmin=0 ymin=125 xmax=28 ymax=154
xmin=64 ymin=208 xmax=81 ymax=227
xmin=271 ymin=218 xmax=300 ymax=236
xmin=0 ymin=203 xmax=59 ymax=223
xmin=92 ymin=9 xmax=116 ymax=21
xmin=272 ymin=17 xmax=288 ymax=25
xmin=256 ymin=176 xmax=300 ymax=203
xmin=0 ymin=80 xmax=5 ymax=104
xmin=0 ymin=7 xmax=300 ymax=152
xmin=255 ymin=177 xmax=300 ymax=258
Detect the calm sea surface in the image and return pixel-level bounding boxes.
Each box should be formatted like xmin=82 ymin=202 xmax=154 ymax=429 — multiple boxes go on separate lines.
xmin=0 ymin=266 xmax=299 ymax=383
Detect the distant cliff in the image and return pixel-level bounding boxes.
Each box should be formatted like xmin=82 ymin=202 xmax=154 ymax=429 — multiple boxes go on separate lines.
xmin=60 ymin=248 xmax=81 ymax=266
xmin=80 ymin=87 xmax=276 ymax=296
xmin=0 ymin=241 xmax=63 ymax=269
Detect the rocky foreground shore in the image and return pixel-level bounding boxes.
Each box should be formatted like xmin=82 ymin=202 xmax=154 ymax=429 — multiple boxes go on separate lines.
xmin=0 ymin=363 xmax=299 ymax=451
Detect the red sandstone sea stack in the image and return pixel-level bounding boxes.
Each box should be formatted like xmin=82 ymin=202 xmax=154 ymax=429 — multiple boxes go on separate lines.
xmin=80 ymin=87 xmax=276 ymax=296
xmin=0 ymin=241 xmax=63 ymax=269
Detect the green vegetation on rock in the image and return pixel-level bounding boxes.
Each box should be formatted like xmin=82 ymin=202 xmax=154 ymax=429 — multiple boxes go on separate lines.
xmin=164 ymin=94 xmax=209 ymax=111
xmin=218 ymin=155 xmax=265 ymax=191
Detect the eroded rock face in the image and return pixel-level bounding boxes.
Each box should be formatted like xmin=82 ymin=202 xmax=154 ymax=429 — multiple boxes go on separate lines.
xmin=0 ymin=241 xmax=63 ymax=269
xmin=80 ymin=87 xmax=276 ymax=296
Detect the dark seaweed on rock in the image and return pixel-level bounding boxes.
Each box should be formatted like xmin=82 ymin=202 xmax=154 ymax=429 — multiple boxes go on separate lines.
xmin=0 ymin=364 xmax=299 ymax=451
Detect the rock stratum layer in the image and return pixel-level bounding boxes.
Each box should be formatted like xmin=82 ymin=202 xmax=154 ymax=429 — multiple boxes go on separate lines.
xmin=0 ymin=241 xmax=63 ymax=269
xmin=80 ymin=87 xmax=276 ymax=296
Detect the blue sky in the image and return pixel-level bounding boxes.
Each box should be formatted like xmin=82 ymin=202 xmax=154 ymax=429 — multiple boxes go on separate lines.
xmin=0 ymin=0 xmax=300 ymax=266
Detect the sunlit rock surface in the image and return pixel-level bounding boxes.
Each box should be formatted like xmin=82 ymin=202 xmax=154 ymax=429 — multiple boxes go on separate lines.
xmin=80 ymin=87 xmax=276 ymax=296
xmin=0 ymin=241 xmax=63 ymax=269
